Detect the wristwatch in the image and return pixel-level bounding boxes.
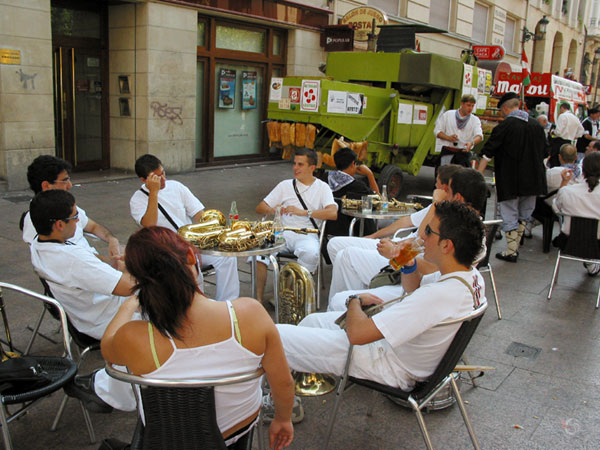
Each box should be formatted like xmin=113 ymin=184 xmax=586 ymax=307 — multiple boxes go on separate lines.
xmin=307 ymin=210 xmax=313 ymax=218
xmin=345 ymin=294 xmax=362 ymax=308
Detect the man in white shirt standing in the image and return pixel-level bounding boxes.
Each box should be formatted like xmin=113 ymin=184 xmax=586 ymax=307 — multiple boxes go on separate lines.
xmin=434 ymin=94 xmax=483 ymax=167
xmin=549 ymin=102 xmax=584 ymax=167
xmin=129 ymin=154 xmax=239 ymax=301
xmin=254 ymin=148 xmax=337 ymax=304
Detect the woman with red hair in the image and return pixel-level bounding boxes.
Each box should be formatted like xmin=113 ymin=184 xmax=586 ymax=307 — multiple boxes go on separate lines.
xmin=101 ymin=226 xmax=294 ymax=449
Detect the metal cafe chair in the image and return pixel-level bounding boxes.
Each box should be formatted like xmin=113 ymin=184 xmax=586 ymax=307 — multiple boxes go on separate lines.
xmin=324 ymin=302 xmax=487 ymax=450
xmin=547 ymin=216 xmax=600 ymax=307
xmin=106 ymin=364 xmax=265 ymax=450
xmin=0 ymin=282 xmax=78 ymax=450
xmin=478 ymin=219 xmax=503 ymax=320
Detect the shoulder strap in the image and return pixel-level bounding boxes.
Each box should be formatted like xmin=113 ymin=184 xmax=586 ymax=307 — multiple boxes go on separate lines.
xmin=445 ymin=275 xmax=478 ymax=308
xmin=139 ymin=188 xmax=180 ymax=230
xmin=292 ymin=179 xmax=319 ymax=229
xmin=227 ymin=301 xmax=243 ymax=345
xmin=148 ymin=322 xmax=161 ymax=370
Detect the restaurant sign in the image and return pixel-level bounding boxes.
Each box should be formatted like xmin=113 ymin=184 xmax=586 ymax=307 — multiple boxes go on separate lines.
xmin=340 ymin=6 xmax=388 ymax=42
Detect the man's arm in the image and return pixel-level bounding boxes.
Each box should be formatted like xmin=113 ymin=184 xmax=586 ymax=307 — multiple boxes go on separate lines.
xmin=283 ymin=204 xmax=337 ymax=221
xmin=345 ymin=296 xmax=384 ymax=345
xmin=84 ymin=219 xmax=120 ymax=258
xmin=139 ymin=174 xmax=162 ymax=227
xmin=355 ymin=165 xmax=380 ymax=195
xmin=112 ymin=272 xmax=136 ymax=297
xmin=436 ymin=131 xmax=459 ymax=143
xmin=366 ymin=215 xmax=414 ymax=239
xmin=257 ymin=200 xmax=275 ymax=216
xmin=192 ymin=210 xmax=205 ymax=223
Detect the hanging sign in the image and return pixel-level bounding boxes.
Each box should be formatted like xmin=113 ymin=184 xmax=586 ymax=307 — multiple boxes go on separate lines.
xmin=300 ymin=80 xmax=320 ymax=112
xmin=241 ymin=71 xmax=257 ymax=110
xmin=472 ymin=45 xmax=505 ymax=60
xmin=218 ymin=69 xmax=236 ymax=109
xmin=340 ymin=6 xmax=388 ymax=42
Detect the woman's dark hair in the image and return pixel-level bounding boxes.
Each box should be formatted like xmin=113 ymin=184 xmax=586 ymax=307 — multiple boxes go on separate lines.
xmin=435 ymin=201 xmax=484 ymax=267
xmin=582 ymin=152 xmax=600 ymax=192
xmin=125 ymin=227 xmax=201 ymax=339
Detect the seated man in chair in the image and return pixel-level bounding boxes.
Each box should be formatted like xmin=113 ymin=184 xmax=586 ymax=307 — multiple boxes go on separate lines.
xmin=277 ymin=201 xmax=486 ymax=390
xmin=29 ymin=190 xmax=136 ymax=413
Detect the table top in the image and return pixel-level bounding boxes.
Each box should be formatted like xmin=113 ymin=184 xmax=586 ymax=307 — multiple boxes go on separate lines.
xmin=199 ymin=242 xmax=285 ymax=258
xmin=341 ymin=208 xmax=415 ymax=220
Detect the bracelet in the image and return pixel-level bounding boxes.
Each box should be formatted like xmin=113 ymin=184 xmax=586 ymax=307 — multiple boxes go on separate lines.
xmin=400 ymin=260 xmax=417 ymax=274
xmin=345 ymin=294 xmax=362 ymax=308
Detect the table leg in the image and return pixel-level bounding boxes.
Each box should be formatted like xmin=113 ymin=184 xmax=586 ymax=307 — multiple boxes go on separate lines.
xmin=359 ymin=218 xmax=365 ymax=237
xmin=349 ymin=217 xmax=358 ymax=237
xmin=251 ymin=256 xmax=257 ymax=299
xmin=270 ymin=254 xmax=279 ymax=324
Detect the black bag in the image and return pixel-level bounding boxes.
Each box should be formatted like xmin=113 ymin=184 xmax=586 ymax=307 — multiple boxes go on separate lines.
xmin=0 ymin=343 xmax=52 ymax=395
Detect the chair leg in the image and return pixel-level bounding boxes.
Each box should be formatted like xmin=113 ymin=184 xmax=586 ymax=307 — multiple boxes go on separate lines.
xmin=460 ymin=355 xmax=478 ymax=388
xmin=596 ymin=285 xmax=600 ymax=309
xmin=324 ymin=345 xmax=354 ymax=450
xmin=408 ymin=397 xmax=434 ymax=450
xmin=450 ymin=375 xmax=481 ymax=450
xmin=256 ymin=410 xmax=265 ymax=450
xmin=487 ymin=265 xmax=501 ymax=320
xmin=1 ymin=405 xmax=14 ymax=450
xmin=79 ymin=400 xmax=96 ymax=443
xmin=51 ymin=394 xmax=69 ymax=431
xmin=316 ymin=264 xmax=321 ymax=311
xmin=24 ymin=305 xmax=47 ymax=355
xmin=547 ymin=253 xmax=561 ymax=300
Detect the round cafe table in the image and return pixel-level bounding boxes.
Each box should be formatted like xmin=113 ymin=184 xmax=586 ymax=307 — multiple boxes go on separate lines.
xmin=199 ymin=242 xmax=285 ymax=322
xmin=342 ymin=208 xmax=416 ymax=236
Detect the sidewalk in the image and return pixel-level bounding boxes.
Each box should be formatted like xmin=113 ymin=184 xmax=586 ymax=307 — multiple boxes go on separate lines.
xmin=1 ymin=162 xmax=599 ymax=449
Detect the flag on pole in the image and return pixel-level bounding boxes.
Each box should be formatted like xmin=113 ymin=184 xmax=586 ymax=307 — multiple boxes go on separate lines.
xmin=521 ymin=49 xmax=531 ymax=87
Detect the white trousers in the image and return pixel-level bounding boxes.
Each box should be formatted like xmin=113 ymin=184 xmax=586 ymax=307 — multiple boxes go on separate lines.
xmin=327 ymin=236 xmax=390 ymax=301
xmin=254 ymin=231 xmax=320 ymax=273
xmin=94 ymin=366 xmax=136 ymax=411
xmin=328 ymin=285 xmax=405 ymax=311
xmin=277 ymin=312 xmax=411 ymax=388
xmin=202 ymin=254 xmax=240 ymax=301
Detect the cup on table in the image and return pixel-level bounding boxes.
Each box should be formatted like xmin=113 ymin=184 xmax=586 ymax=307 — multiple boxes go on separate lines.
xmin=361 ymin=195 xmax=373 ymax=213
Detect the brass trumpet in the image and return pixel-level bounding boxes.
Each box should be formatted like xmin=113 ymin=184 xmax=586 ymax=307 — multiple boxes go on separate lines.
xmin=178 ymin=223 xmax=226 ymax=249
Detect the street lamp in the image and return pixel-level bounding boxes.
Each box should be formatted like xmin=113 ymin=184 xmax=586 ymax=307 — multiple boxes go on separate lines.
xmin=522 ymin=15 xmax=550 ymax=43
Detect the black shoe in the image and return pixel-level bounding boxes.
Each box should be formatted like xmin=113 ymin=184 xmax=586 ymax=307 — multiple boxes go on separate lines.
xmin=64 ymin=371 xmax=113 ymax=413
xmin=495 ymin=252 xmax=518 ymax=263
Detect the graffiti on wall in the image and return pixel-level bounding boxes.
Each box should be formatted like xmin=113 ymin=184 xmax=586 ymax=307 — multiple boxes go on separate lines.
xmin=16 ymin=69 xmax=37 ymax=89
xmin=150 ymin=101 xmax=183 ymax=125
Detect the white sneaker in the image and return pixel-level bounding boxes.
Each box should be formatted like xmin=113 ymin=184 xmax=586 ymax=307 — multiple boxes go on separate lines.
xmin=261 ymin=393 xmax=304 ymax=424
xmin=584 ymin=262 xmax=600 ymax=277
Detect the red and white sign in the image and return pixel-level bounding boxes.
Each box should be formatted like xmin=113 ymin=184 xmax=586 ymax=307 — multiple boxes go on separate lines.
xmin=300 ymin=80 xmax=320 ymax=112
xmin=472 ymin=45 xmax=505 ymax=60
xmin=289 ymin=87 xmax=301 ymax=104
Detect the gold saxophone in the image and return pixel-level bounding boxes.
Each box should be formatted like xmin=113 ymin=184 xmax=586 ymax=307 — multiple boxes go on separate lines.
xmin=278 ymin=262 xmax=337 ymax=396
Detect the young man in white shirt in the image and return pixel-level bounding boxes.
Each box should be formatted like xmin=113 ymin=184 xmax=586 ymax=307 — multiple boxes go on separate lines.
xmin=277 ymin=201 xmax=486 ymax=390
xmin=254 ymin=148 xmax=337 ymax=304
xmin=22 ymin=155 xmax=120 ymax=265
xmin=129 ymin=154 xmax=239 ymax=301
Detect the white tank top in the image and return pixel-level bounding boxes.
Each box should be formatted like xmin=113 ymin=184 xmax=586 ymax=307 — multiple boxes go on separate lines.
xmin=142 ymin=300 xmax=264 ymax=432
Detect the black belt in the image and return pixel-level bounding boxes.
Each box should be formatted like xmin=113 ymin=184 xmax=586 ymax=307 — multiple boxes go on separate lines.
xmin=441 ymin=146 xmax=466 ymax=153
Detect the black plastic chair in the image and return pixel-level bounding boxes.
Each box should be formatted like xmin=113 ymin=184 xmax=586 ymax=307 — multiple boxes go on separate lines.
xmin=106 ymin=364 xmax=265 ymax=450
xmin=324 ymin=303 xmax=487 ymax=450
xmin=477 ymin=219 xmax=503 ymax=320
xmin=0 ymin=282 xmax=78 ymax=450
xmin=547 ymin=217 xmax=600 ymax=307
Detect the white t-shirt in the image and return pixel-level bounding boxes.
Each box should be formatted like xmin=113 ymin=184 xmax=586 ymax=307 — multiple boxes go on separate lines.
xmin=434 ymin=110 xmax=483 ymax=151
xmin=553 ymin=181 xmax=600 ymax=239
xmin=130 ymin=180 xmax=205 ymax=230
xmin=22 ymin=206 xmax=97 ymax=254
xmin=30 ymin=238 xmax=125 ymax=340
xmin=263 ymin=178 xmax=336 ymax=229
xmin=372 ymin=269 xmax=486 ymax=387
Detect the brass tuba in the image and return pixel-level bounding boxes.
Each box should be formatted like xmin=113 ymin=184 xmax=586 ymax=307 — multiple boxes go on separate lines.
xmin=278 ymin=262 xmax=337 ymax=396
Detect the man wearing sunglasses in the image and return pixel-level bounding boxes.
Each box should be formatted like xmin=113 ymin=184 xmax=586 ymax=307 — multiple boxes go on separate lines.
xmin=29 ymin=190 xmax=137 ymax=414
xmin=277 ymin=201 xmax=486 ymax=392
xmin=22 ymin=155 xmax=121 ymax=267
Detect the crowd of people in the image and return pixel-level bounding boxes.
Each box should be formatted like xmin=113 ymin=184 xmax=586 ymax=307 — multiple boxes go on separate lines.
xmin=20 ymin=90 xmax=600 ymax=449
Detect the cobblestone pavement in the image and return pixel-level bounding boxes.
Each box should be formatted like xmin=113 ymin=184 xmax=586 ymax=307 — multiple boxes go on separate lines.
xmin=1 ymin=161 xmax=598 ymax=450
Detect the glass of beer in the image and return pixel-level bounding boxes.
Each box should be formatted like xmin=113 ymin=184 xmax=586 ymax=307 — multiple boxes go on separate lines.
xmin=389 ymin=237 xmax=424 ymax=270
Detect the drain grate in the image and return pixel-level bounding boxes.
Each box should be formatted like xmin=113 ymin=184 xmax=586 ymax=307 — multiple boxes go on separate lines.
xmin=505 ymin=342 xmax=542 ymax=360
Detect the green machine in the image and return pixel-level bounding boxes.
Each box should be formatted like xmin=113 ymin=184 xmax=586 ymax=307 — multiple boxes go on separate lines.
xmin=267 ymin=50 xmax=487 ymax=197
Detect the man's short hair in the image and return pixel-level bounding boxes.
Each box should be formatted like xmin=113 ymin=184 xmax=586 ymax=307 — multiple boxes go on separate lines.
xmin=437 ymin=164 xmax=462 ymax=186
xmin=435 ymin=201 xmax=484 ymax=267
xmin=30 ymin=190 xmax=75 ymax=236
xmin=560 ymin=102 xmax=571 ymax=111
xmin=559 ymin=144 xmax=577 ymax=163
xmin=295 ymin=148 xmax=318 ymax=166
xmin=27 ymin=155 xmax=72 ymax=194
xmin=135 ymin=154 xmax=162 ymax=179
xmin=334 ymin=147 xmax=357 ymax=170
xmin=588 ymin=108 xmax=599 ymax=115
xmin=502 ymin=98 xmax=520 ymax=109
xmin=449 ymin=168 xmax=487 ymax=213
xmin=592 ymin=141 xmax=600 ymax=151
xmin=461 ymin=94 xmax=476 ymax=104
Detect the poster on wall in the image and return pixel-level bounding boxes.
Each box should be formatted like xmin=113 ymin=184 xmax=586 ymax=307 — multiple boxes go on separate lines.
xmin=397 ymin=103 xmax=413 ymax=124
xmin=346 ymin=92 xmax=364 ymax=114
xmin=242 ymin=71 xmax=257 ymax=109
xmin=327 ymin=90 xmax=347 ymax=113
xmin=300 ymin=80 xmax=320 ymax=112
xmin=413 ymin=104 xmax=428 ymax=125
xmin=270 ymin=77 xmax=283 ymax=101
xmin=218 ymin=69 xmax=236 ymax=109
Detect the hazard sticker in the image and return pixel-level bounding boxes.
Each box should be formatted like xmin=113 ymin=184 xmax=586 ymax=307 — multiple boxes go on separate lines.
xmin=300 ymin=80 xmax=320 ymax=112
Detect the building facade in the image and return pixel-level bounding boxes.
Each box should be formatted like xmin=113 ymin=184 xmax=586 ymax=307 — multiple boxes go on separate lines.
xmin=0 ymin=0 xmax=588 ymax=190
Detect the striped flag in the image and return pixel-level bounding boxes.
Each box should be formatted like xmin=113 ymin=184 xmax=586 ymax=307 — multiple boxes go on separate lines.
xmin=521 ymin=49 xmax=531 ymax=87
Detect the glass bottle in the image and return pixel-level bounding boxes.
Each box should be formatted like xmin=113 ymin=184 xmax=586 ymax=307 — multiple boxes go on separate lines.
xmin=381 ymin=184 xmax=389 ymax=212
xmin=228 ymin=201 xmax=239 ymax=227
xmin=273 ymin=206 xmax=284 ymax=244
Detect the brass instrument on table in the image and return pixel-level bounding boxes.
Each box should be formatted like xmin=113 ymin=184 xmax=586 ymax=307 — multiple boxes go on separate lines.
xmin=341 ymin=196 xmax=424 ymax=211
xmin=278 ymin=262 xmax=337 ymax=396
xmin=202 ymin=209 xmax=226 ymax=225
xmin=178 ymin=223 xmax=226 ymax=249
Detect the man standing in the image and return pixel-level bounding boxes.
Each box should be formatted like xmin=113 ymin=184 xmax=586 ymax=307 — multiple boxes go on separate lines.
xmin=129 ymin=154 xmax=239 ymax=301
xmin=254 ymin=148 xmax=337 ymax=304
xmin=22 ymin=155 xmax=120 ymax=264
xmin=549 ymin=102 xmax=584 ymax=167
xmin=576 ymin=108 xmax=600 ymax=158
xmin=434 ymin=94 xmax=483 ymax=167
xmin=277 ymin=201 xmax=485 ymax=390
xmin=29 ymin=190 xmax=136 ymax=413
xmin=477 ymin=92 xmax=547 ymax=262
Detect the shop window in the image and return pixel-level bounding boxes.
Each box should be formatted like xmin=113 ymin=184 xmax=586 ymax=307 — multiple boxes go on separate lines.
xmin=216 ymin=25 xmax=265 ymax=53
xmin=472 ymin=3 xmax=489 ymax=43
xmin=273 ymin=33 xmax=282 ymax=56
xmin=429 ymin=0 xmax=452 ymax=30
xmin=51 ymin=6 xmax=100 ymax=38
xmin=504 ymin=16 xmax=516 ymax=53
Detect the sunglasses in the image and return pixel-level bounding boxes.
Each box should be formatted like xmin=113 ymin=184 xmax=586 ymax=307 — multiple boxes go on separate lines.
xmin=424 ymin=224 xmax=443 ymax=238
xmin=51 ymin=212 xmax=79 ymax=223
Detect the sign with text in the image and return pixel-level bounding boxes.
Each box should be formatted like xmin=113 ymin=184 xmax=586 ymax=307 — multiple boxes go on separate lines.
xmin=218 ymin=69 xmax=236 ymax=109
xmin=322 ymin=26 xmax=354 ymax=52
xmin=472 ymin=45 xmax=505 ymax=60
xmin=241 ymin=71 xmax=257 ymax=110
xmin=300 ymin=80 xmax=320 ymax=112
xmin=0 ymin=49 xmax=20 ymax=65
xmin=340 ymin=6 xmax=388 ymax=42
